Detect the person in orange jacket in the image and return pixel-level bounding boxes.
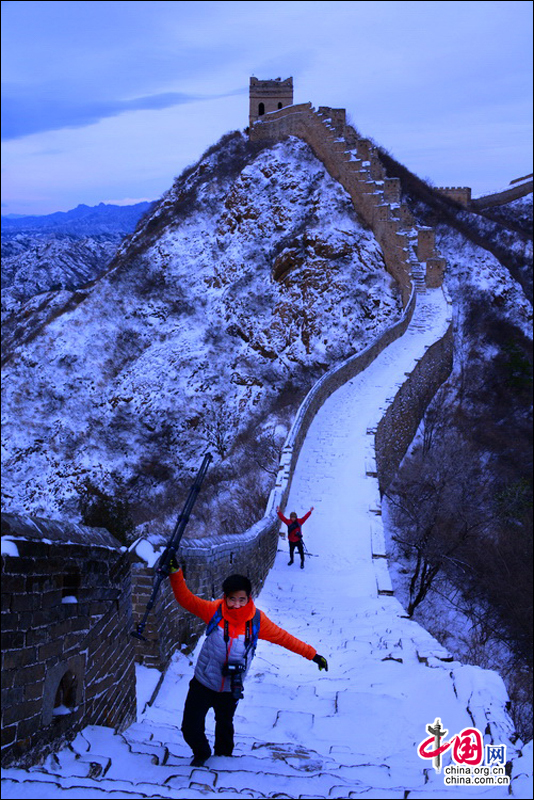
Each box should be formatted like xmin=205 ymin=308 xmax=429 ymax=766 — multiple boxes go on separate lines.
xmin=276 ymin=506 xmax=314 ymax=569
xmin=169 ymin=564 xmax=328 ymax=766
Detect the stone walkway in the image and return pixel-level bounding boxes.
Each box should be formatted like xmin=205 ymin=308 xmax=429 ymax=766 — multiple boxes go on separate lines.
xmin=2 ymin=289 xmax=530 ymax=799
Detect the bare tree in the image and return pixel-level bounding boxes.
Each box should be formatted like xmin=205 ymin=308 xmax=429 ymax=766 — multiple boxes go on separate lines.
xmin=252 ymin=426 xmax=284 ymax=478
xmin=386 ymin=430 xmax=493 ymax=617
xmin=200 ymin=398 xmax=236 ymax=459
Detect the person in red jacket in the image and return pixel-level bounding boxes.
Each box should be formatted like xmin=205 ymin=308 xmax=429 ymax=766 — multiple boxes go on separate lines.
xmin=169 ymin=565 xmax=328 ymax=766
xmin=277 ymin=506 xmax=314 ymax=569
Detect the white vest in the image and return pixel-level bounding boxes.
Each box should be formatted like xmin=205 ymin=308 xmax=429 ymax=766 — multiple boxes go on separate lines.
xmin=194 ymin=623 xmax=254 ymax=693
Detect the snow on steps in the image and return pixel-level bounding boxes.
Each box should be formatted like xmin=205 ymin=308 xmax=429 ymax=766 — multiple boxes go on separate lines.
xmin=2 ymin=290 xmax=529 ymax=799
xmin=0 ymin=721 xmax=405 ymax=799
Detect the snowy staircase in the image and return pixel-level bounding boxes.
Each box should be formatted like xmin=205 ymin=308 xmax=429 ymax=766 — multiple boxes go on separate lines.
xmin=2 ymin=290 xmax=530 ymax=799
xmin=0 ymin=718 xmax=409 ymax=798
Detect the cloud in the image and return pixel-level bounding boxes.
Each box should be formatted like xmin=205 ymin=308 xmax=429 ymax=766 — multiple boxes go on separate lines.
xmin=1 ymin=86 xmax=247 ymax=141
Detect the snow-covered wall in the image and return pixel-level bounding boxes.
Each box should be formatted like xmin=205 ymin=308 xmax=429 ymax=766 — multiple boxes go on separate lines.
xmin=376 ymin=322 xmax=454 ymax=494
xmin=249 ymin=102 xmax=447 ymax=302
xmin=129 ymin=285 xmax=454 ymax=671
xmin=1 ymin=514 xmax=136 ymax=768
xmin=472 ymin=176 xmax=533 ymax=209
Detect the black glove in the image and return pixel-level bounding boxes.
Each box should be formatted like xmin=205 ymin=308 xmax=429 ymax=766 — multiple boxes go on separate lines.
xmin=168 ymin=555 xmax=180 ymax=574
xmin=313 ymin=654 xmax=328 ymax=671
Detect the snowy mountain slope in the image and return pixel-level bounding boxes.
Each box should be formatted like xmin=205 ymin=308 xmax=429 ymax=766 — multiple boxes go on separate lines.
xmin=1 ymin=203 xmax=153 ymax=319
xmin=3 ymin=289 xmax=530 ymax=799
xmin=1 ymin=234 xmax=121 ymax=311
xmin=1 ymin=134 xmax=402 ymax=539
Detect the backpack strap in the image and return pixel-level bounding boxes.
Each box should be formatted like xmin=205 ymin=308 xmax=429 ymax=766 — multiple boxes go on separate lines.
xmin=206 ymin=605 xmax=261 ymax=655
xmin=205 ymin=603 xmax=224 ymax=638
xmin=288 ymin=520 xmax=302 ymax=539
xmin=244 ymin=609 xmax=262 ymax=658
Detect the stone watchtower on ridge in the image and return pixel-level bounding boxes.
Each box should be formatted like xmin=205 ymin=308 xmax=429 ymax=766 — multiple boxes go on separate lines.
xmin=249 ymin=76 xmax=293 ymax=128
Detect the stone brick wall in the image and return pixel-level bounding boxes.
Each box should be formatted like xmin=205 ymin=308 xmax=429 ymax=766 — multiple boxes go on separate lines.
xmin=437 ymin=177 xmax=533 ymax=209
xmin=437 ymin=187 xmax=472 ymax=206
xmin=471 ymin=176 xmax=533 ymax=209
xmin=1 ymin=515 xmax=136 ymax=768
xmin=375 ymin=322 xmax=454 ymax=494
xmin=249 ymin=102 xmax=448 ymax=303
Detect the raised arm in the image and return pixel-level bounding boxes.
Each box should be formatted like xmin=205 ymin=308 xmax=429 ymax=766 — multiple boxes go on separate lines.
xmin=299 ymin=507 xmax=314 ymax=525
xmin=169 ymin=569 xmax=219 ymax=624
xmin=276 ymin=507 xmax=290 ymax=525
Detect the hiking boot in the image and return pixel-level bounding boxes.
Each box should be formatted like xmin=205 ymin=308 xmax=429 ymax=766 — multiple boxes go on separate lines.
xmin=288 ymin=560 xmax=293 ymax=566
xmin=300 ymin=562 xmax=304 ymax=569
xmin=190 ymin=756 xmax=208 ymax=767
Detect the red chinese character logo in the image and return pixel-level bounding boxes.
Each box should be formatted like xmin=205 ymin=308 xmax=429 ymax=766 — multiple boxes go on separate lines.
xmin=451 ymin=728 xmax=483 ymax=766
xmin=418 ymin=720 xmax=485 ymax=773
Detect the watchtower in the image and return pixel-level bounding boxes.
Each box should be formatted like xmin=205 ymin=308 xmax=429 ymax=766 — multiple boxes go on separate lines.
xmin=249 ymin=77 xmax=293 ymax=128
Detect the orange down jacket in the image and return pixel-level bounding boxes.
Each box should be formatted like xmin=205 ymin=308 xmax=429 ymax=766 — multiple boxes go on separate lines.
xmin=170 ymin=570 xmax=316 ymax=691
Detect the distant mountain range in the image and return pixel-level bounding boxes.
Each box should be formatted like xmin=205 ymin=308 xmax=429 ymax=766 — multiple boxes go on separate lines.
xmin=1 ymin=201 xmax=155 ymax=311
xmin=1 ymin=201 xmax=154 ymax=236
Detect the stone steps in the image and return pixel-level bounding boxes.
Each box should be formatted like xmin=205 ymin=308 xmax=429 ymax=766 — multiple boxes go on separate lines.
xmin=3 ymin=293 xmax=523 ymax=800
xmin=4 ymin=720 xmax=402 ymax=799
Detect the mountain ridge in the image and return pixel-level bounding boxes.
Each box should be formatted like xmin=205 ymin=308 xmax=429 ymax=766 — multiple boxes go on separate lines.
xmin=1 ymin=200 xmax=154 ymax=236
xmin=1 ymin=200 xmax=154 ymax=234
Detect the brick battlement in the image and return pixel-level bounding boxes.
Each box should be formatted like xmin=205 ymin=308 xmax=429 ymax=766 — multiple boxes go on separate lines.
xmin=436 ymin=186 xmax=472 ymax=206
xmin=249 ymin=96 xmax=448 ymax=300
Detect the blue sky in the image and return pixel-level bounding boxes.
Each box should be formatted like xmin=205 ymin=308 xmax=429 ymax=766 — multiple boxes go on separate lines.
xmin=1 ymin=0 xmax=532 ymax=216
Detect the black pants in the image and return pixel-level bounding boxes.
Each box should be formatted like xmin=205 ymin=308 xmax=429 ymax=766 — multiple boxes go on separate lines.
xmin=289 ymin=539 xmax=305 ymax=564
xmin=181 ymin=677 xmax=239 ymax=759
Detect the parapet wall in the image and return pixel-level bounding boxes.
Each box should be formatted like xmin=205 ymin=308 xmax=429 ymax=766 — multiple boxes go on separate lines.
xmin=249 ymin=103 xmax=448 ymax=303
xmin=375 ymin=323 xmax=454 ymax=494
xmin=436 ymin=187 xmax=472 ymax=207
xmin=1 ymin=516 xmax=136 ymax=767
xmin=472 ymin=176 xmax=533 ymax=209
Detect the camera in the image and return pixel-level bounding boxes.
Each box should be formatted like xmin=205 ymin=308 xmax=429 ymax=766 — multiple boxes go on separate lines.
xmin=221 ymin=663 xmax=246 ymax=700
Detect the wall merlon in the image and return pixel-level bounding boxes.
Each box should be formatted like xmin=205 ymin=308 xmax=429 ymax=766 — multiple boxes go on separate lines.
xmin=417 ymin=228 xmax=436 ymax=261
xmin=374 ymin=205 xmax=391 ymax=223
xmin=383 ymin=178 xmax=401 ymax=203
xmin=425 ymin=257 xmax=447 ymax=288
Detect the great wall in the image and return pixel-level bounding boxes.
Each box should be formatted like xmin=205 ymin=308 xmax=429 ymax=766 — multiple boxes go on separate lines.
xmin=1 ymin=77 xmax=529 ymax=786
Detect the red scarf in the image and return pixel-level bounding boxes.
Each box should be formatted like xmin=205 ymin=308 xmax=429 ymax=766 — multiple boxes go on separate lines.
xmin=220 ymin=598 xmax=256 ymax=635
